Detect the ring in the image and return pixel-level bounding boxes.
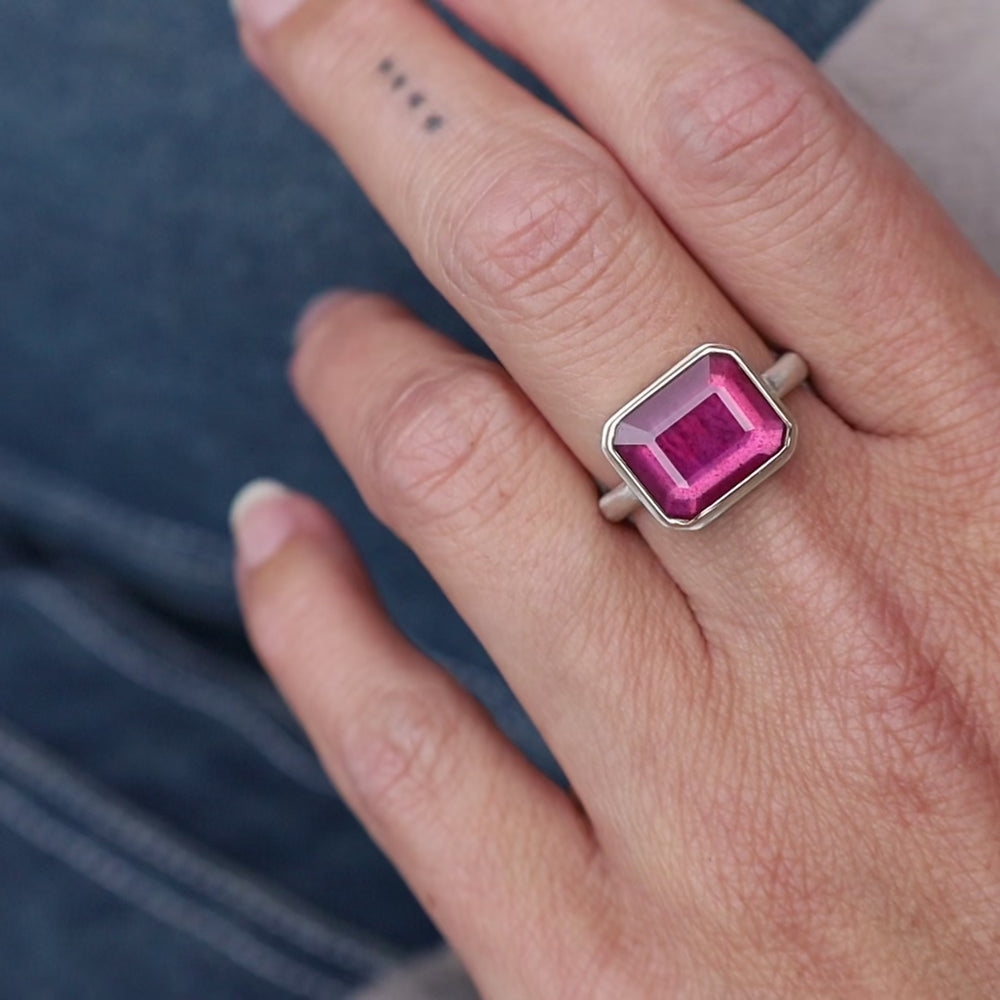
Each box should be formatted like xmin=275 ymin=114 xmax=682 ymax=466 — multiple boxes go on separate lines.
xmin=599 ymin=344 xmax=808 ymax=530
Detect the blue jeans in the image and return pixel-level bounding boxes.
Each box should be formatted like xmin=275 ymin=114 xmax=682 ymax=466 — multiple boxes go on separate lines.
xmin=0 ymin=1 xmax=870 ymax=995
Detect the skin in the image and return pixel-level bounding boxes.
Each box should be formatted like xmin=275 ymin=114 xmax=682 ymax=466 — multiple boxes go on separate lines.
xmin=229 ymin=0 xmax=1000 ymax=995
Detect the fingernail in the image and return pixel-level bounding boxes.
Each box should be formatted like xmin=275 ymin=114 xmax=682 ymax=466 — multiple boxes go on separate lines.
xmin=229 ymin=478 xmax=296 ymax=570
xmin=292 ymin=290 xmax=358 ymax=350
xmin=230 ymin=0 xmax=305 ymax=33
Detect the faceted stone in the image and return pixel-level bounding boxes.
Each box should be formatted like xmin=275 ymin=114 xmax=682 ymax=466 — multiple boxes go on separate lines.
xmin=612 ymin=351 xmax=788 ymax=523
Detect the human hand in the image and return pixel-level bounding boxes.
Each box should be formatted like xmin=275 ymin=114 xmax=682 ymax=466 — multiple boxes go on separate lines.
xmin=228 ymin=0 xmax=1000 ymax=995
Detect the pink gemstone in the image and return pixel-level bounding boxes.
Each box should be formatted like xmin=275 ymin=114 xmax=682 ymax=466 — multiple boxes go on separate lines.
xmin=612 ymin=350 xmax=788 ymax=523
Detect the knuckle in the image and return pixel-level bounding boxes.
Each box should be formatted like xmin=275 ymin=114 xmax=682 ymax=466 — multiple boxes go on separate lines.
xmin=846 ymin=632 xmax=981 ymax=793
xmin=342 ymin=688 xmax=463 ymax=821
xmin=824 ymin=578 xmax=994 ymax=820
xmin=663 ymin=54 xmax=845 ymax=207
xmin=441 ymin=145 xmax=641 ymax=320
xmin=362 ymin=362 xmax=533 ymax=530
xmin=764 ymin=498 xmax=993 ymax=816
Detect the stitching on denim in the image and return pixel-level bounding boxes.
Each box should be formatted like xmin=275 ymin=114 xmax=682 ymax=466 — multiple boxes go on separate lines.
xmin=0 ymin=720 xmax=396 ymax=975
xmin=13 ymin=573 xmax=333 ymax=795
xmin=0 ymin=779 xmax=356 ymax=998
xmin=68 ymin=574 xmax=307 ymax=738
xmin=347 ymin=950 xmax=478 ymax=1000
xmin=0 ymin=451 xmax=537 ymax=739
xmin=0 ymin=447 xmax=231 ymax=585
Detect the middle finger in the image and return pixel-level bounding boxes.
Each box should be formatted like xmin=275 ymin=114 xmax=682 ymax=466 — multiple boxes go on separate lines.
xmin=238 ymin=0 xmax=852 ymax=600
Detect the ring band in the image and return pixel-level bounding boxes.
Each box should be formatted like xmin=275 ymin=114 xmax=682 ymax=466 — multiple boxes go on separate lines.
xmin=599 ymin=345 xmax=808 ymax=529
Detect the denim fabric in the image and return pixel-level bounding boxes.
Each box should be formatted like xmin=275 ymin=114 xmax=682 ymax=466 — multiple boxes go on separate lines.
xmin=744 ymin=0 xmax=870 ymax=59
xmin=1 ymin=0 xmax=871 ymax=995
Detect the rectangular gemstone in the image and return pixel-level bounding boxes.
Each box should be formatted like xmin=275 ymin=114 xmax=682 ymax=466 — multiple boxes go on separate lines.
xmin=656 ymin=391 xmax=747 ymax=482
xmin=611 ymin=350 xmax=789 ymax=524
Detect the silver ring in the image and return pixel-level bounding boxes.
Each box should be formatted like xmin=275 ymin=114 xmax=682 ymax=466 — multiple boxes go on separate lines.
xmin=599 ymin=345 xmax=808 ymax=530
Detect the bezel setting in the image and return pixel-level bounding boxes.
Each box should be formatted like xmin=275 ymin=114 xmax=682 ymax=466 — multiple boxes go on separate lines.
xmin=601 ymin=344 xmax=797 ymax=530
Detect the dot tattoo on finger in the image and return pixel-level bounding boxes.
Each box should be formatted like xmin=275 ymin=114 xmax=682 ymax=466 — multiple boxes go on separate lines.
xmin=376 ymin=57 xmax=446 ymax=133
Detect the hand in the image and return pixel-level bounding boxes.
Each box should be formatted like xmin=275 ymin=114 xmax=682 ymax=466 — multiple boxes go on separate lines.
xmin=228 ymin=0 xmax=1000 ymax=995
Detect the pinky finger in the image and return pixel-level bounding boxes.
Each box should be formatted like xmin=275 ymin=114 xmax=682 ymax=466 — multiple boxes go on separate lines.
xmin=229 ymin=480 xmax=604 ymax=997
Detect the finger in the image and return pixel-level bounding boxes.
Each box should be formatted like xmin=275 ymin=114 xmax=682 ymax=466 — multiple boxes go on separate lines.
xmin=231 ymin=0 xmax=850 ymax=612
xmin=437 ymin=0 xmax=1000 ymax=438
xmin=231 ymin=0 xmax=774 ymax=435
xmin=230 ymin=481 xmax=605 ymax=998
xmin=289 ymin=292 xmax=705 ymax=813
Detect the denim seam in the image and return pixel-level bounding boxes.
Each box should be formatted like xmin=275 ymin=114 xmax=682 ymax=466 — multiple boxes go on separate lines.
xmin=0 ymin=447 xmax=231 ymax=585
xmin=12 ymin=573 xmax=332 ymax=795
xmin=57 ymin=570 xmax=308 ymax=733
xmin=0 ymin=779 xmax=356 ymax=999
xmin=0 ymin=719 xmax=396 ymax=975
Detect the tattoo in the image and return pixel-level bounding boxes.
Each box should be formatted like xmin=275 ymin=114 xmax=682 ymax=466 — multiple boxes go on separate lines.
xmin=375 ymin=57 xmax=446 ymax=133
